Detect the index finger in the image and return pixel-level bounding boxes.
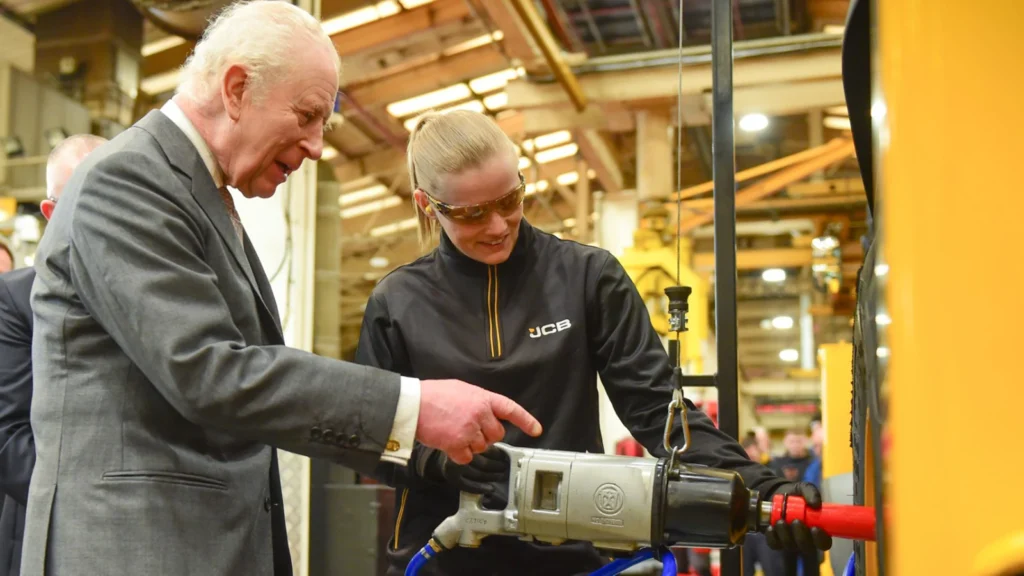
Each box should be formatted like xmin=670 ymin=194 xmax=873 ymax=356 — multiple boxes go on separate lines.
xmin=488 ymin=394 xmax=542 ymax=437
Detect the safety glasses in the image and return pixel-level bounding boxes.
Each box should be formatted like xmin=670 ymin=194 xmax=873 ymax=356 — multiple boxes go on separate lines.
xmin=422 ymin=173 xmax=526 ymax=223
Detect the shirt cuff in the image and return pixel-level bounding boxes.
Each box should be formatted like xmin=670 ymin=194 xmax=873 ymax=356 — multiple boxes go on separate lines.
xmin=380 ymin=376 xmax=420 ymax=465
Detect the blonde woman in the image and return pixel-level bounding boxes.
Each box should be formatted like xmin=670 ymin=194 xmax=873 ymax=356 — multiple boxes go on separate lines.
xmin=357 ymin=110 xmax=829 ymax=575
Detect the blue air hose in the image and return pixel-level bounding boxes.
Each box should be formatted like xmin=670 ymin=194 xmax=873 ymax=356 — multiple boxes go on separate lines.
xmin=405 ymin=543 xmax=677 ymax=576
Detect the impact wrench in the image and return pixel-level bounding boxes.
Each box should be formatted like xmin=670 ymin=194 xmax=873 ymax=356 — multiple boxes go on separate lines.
xmin=404 ymin=443 xmax=876 ymax=576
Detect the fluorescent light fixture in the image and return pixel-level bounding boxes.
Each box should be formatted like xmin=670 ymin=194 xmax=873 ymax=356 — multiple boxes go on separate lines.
xmin=321 ymin=1 xmax=400 ymax=35
xmin=482 ymin=92 xmax=508 ymax=110
xmin=141 ymin=35 xmax=186 ymax=57
xmin=824 ymin=116 xmax=852 ymax=131
xmin=587 ymin=169 xmax=596 ymax=179
xmin=534 ymin=143 xmax=578 ymax=164
xmin=771 ymin=316 xmax=794 ymax=330
xmin=826 ymin=105 xmax=849 ymax=116
xmin=760 ymin=319 xmax=773 ymax=330
xmin=812 ymin=235 xmax=839 ymax=251
xmin=388 ymin=84 xmax=472 ymax=118
xmin=739 ymin=113 xmax=769 ymax=132
xmin=469 ymin=68 xmax=519 ymax=93
xmin=871 ymin=102 xmax=887 ymax=119
xmin=823 ymin=24 xmax=845 ymax=35
xmin=779 ymin=349 xmax=800 ymax=362
xmin=402 ymin=100 xmax=485 ymax=131
xmin=762 ymin=268 xmax=786 ymax=283
xmin=875 ymin=263 xmax=889 ymax=276
xmin=23 ymin=255 xmax=34 ymax=267
xmin=370 ymin=216 xmax=418 ymax=237
xmin=525 ymin=180 xmax=548 ymax=196
xmin=399 ymin=0 xmax=435 ymax=7
xmin=369 ymin=256 xmax=390 ymax=268
xmin=339 ymin=183 xmax=390 ymax=206
xmin=562 ymin=217 xmax=576 ymax=228
xmin=442 ymin=31 xmax=503 ymax=57
xmin=321 ymin=146 xmax=339 ymax=161
xmin=523 ymin=130 xmax=572 ymax=152
xmin=876 ymin=346 xmax=890 ymax=358
xmin=340 ymin=195 xmax=402 ymax=219
xmin=518 ymin=157 xmax=531 ymax=170
xmin=875 ymin=313 xmax=892 ymax=326
xmin=556 ymin=171 xmax=579 ymax=186
xmin=140 ymin=70 xmax=181 ymax=95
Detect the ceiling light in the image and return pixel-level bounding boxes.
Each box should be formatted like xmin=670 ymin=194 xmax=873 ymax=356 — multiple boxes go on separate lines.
xmin=321 ymin=1 xmax=400 ymax=35
xmin=141 ymin=35 xmax=185 ymax=57
xmin=871 ymin=101 xmax=887 ymax=119
xmin=442 ymin=31 xmax=503 ymax=57
xmin=562 ymin=217 xmax=576 ymax=228
xmin=402 ymin=100 xmax=485 ymax=131
xmin=825 ymin=105 xmax=849 ymax=116
xmin=523 ymin=130 xmax=572 ymax=152
xmin=556 ymin=171 xmax=579 ymax=186
xmin=321 ymin=146 xmax=339 ymax=161
xmin=370 ymin=216 xmax=418 ymax=237
xmin=398 ymin=0 xmax=435 ymax=7
xmin=739 ymin=113 xmax=769 ymax=132
xmin=534 ymin=143 xmax=578 ymax=164
xmin=369 ymin=256 xmax=390 ymax=268
xmin=340 ymin=195 xmax=401 ymax=219
xmin=823 ymin=24 xmax=845 ymax=35
xmin=525 ymin=180 xmax=548 ymax=196
xmin=760 ymin=319 xmax=773 ymax=330
xmin=387 ymin=84 xmax=472 ymax=118
xmin=761 ymin=268 xmax=786 ymax=283
xmin=518 ymin=157 xmax=531 ymax=170
xmin=469 ymin=69 xmax=519 ymax=93
xmin=875 ymin=263 xmax=889 ymax=276
xmin=824 ymin=116 xmax=852 ymax=131
xmin=771 ymin=316 xmax=794 ymax=330
xmin=339 ymin=184 xmax=389 ymax=207
xmin=811 ymin=235 xmax=839 ymax=251
xmin=482 ymin=92 xmax=508 ymax=111
xmin=779 ymin=349 xmax=799 ymax=362
xmin=875 ymin=313 xmax=891 ymax=326
xmin=876 ymin=346 xmax=890 ymax=358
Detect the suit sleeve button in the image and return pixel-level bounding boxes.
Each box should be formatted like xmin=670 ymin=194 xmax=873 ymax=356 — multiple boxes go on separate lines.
xmin=310 ymin=427 xmax=322 ymax=441
xmin=346 ymin=434 xmax=360 ymax=447
xmin=322 ymin=429 xmax=335 ymax=443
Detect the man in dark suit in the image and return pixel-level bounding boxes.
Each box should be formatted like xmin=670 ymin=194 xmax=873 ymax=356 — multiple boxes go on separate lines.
xmin=21 ymin=2 xmax=540 ymax=575
xmin=0 ymin=133 xmax=106 ymax=576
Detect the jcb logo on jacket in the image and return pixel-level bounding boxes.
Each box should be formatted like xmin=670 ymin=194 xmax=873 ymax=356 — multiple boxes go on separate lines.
xmin=529 ymin=319 xmax=571 ymax=338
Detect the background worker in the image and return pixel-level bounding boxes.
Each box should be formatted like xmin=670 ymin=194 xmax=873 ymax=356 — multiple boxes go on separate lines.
xmin=0 ymin=134 xmax=106 ymax=576
xmin=358 ymin=109 xmax=831 ymax=575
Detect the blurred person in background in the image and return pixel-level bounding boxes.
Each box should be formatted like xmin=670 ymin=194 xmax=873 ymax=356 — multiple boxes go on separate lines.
xmin=0 ymin=133 xmax=107 ymax=576
xmin=0 ymin=243 xmax=12 ymax=273
xmin=770 ymin=427 xmax=820 ymax=576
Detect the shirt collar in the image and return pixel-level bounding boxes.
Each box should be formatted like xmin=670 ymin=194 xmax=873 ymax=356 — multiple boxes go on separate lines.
xmin=161 ymin=98 xmax=225 ymax=189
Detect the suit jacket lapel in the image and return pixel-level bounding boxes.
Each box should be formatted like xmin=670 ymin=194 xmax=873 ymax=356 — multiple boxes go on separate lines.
xmin=243 ymin=234 xmax=285 ymax=342
xmin=137 ymin=111 xmax=286 ymax=346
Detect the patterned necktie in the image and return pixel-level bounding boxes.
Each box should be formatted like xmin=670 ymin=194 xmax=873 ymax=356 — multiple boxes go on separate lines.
xmin=218 ymin=186 xmax=245 ymax=244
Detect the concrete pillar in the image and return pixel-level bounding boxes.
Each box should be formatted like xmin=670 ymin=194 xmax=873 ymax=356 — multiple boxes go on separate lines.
xmin=635 ymin=110 xmax=673 ymax=200
xmin=595 ymin=189 xmax=638 ymax=257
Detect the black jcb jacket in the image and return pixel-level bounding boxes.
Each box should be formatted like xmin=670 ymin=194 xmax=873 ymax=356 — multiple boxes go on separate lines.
xmin=356 ymin=220 xmax=784 ymax=576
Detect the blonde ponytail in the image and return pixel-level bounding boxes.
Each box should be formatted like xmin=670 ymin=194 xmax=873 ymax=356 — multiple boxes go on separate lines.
xmin=406 ymin=109 xmax=518 ymax=250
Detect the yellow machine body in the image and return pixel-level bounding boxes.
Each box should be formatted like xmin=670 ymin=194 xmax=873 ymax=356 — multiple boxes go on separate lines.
xmin=880 ymin=1 xmax=1024 ymax=574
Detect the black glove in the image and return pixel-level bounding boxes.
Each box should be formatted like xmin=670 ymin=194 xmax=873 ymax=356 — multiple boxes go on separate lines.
xmin=413 ymin=444 xmax=510 ymax=494
xmin=763 ymin=482 xmax=833 ymax=554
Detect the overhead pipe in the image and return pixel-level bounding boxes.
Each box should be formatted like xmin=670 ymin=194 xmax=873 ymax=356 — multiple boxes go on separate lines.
xmin=526 ymin=32 xmax=841 ymax=78
xmin=508 ymin=0 xmax=588 ymax=111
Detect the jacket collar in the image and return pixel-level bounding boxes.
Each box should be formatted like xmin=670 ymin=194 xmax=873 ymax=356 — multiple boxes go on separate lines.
xmin=437 ymin=218 xmax=535 ymax=275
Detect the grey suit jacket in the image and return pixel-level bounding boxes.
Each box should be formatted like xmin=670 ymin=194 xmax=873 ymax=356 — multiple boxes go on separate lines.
xmin=22 ymin=110 xmax=402 ymax=575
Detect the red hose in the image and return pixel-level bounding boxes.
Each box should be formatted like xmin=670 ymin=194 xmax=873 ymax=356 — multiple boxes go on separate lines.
xmin=769 ymin=494 xmax=877 ymax=542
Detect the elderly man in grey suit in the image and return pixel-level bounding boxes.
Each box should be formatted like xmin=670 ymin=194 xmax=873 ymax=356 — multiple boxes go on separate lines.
xmin=22 ymin=1 xmax=541 ymax=575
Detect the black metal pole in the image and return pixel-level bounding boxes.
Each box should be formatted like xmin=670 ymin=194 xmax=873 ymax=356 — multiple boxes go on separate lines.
xmin=711 ymin=0 xmax=741 ymax=574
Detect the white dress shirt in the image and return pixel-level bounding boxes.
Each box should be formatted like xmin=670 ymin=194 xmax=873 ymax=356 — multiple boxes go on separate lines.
xmin=160 ymin=99 xmax=420 ymax=465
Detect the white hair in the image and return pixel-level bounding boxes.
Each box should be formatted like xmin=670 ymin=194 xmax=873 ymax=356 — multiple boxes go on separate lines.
xmin=176 ymin=0 xmax=341 ymax=104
